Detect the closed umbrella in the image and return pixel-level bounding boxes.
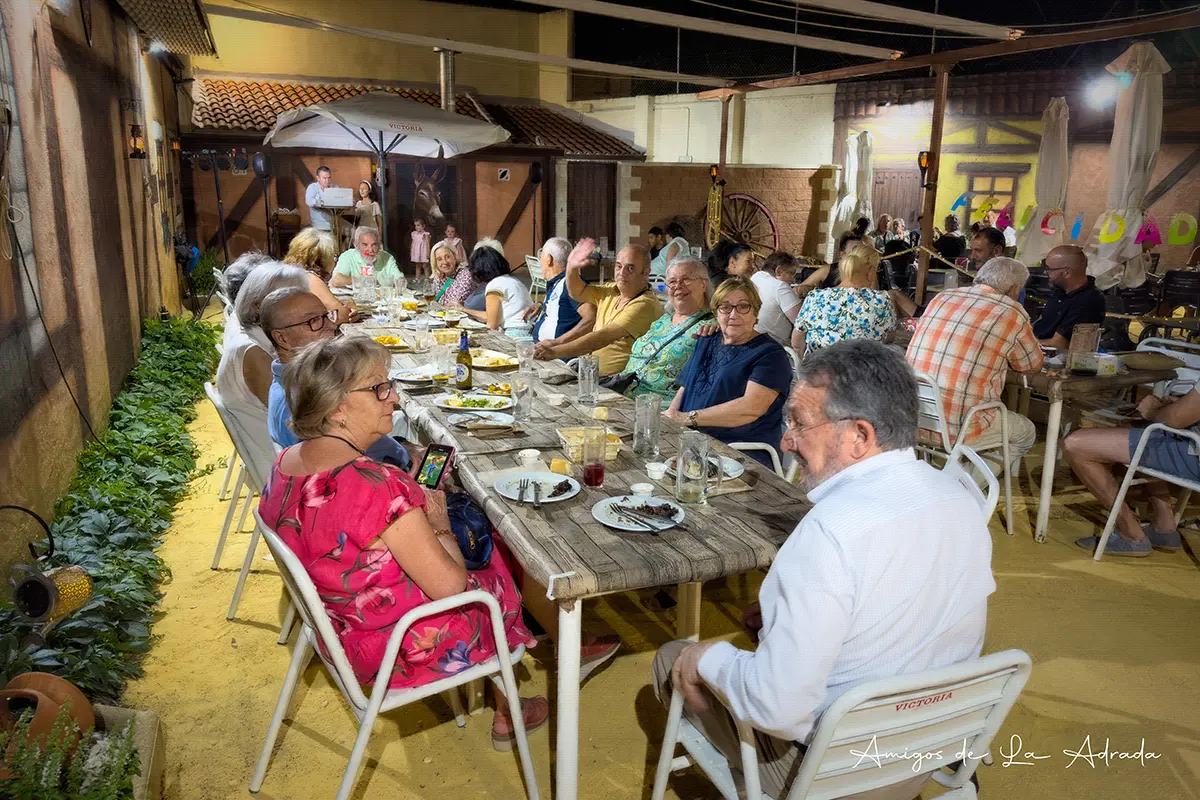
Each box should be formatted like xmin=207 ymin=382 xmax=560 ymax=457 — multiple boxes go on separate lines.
xmin=1086 ymin=42 xmax=1171 ymax=289
xmin=264 ymin=91 xmax=510 ymax=249
xmin=1016 ymin=97 xmax=1069 ymax=266
xmin=831 ymin=133 xmax=860 ymax=241
xmin=853 ymin=131 xmax=874 ymax=226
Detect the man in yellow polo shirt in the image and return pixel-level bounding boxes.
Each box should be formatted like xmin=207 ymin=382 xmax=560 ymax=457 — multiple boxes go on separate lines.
xmin=534 ymin=238 xmax=662 ymax=375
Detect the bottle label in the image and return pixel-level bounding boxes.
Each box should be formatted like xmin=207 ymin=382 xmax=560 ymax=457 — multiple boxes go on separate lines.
xmin=360 ymin=262 xmax=374 ymax=277
xmin=456 ymin=363 xmax=470 ymax=382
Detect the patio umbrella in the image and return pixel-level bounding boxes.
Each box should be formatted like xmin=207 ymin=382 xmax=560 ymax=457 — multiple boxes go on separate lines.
xmin=1016 ymin=97 xmax=1069 ymax=266
xmin=831 ymin=133 xmax=860 ymax=241
xmin=263 ymin=91 xmax=510 ymax=249
xmin=852 ymin=131 xmax=874 ymax=226
xmin=1086 ymin=42 xmax=1171 ymax=289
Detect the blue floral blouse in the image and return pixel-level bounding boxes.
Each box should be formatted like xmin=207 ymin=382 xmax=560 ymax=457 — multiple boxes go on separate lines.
xmin=794 ymin=287 xmax=896 ymax=353
xmin=625 ymin=311 xmax=713 ymax=399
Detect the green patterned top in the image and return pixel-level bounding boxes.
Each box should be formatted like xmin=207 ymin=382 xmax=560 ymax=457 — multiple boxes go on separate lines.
xmin=625 ymin=311 xmax=714 ymax=399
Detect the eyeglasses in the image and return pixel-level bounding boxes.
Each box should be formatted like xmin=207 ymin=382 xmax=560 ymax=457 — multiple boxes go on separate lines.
xmin=350 ymin=380 xmax=398 ymax=401
xmin=716 ymin=302 xmax=754 ymax=316
xmin=666 ymin=276 xmax=702 ymax=289
xmin=784 ymin=418 xmax=847 ymax=436
xmin=278 ymin=309 xmax=338 ymax=332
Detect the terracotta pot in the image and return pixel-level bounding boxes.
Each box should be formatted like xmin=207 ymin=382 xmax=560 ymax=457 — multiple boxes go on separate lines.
xmin=4 ymin=672 xmax=94 ymax=733
xmin=0 ymin=673 xmax=94 ymax=780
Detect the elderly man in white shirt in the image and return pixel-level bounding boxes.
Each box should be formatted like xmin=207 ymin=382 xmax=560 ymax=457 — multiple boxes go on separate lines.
xmin=653 ymin=339 xmax=995 ymax=799
xmin=305 ymin=165 xmax=336 ymax=231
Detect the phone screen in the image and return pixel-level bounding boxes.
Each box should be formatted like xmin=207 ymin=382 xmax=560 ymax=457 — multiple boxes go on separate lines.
xmin=415 ymin=445 xmax=454 ymax=489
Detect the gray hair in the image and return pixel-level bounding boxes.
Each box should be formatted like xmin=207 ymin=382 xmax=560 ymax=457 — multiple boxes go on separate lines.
xmin=234 ymin=262 xmax=310 ymax=330
xmin=224 ymin=251 xmax=272 ymax=305
xmin=542 ymin=237 xmax=571 ymax=268
xmin=353 ymin=226 xmax=380 ymax=248
xmin=974 ymin=257 xmax=1029 ymax=298
xmin=666 ymin=256 xmax=713 ymax=306
xmin=795 ymin=339 xmax=917 ymax=451
xmin=473 ymin=236 xmax=504 ymax=256
xmin=260 ymin=286 xmax=316 ymax=343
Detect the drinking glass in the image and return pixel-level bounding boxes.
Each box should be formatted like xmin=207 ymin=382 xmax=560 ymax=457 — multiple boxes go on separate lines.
xmin=512 ymin=376 xmax=534 ymax=421
xmin=433 ymin=344 xmax=455 ymax=384
xmin=581 ymin=423 xmax=606 ymax=488
xmin=675 ymin=431 xmax=722 ymax=505
xmin=633 ymin=394 xmax=661 ymax=458
xmin=379 ymin=283 xmax=397 ymax=306
xmin=577 ymin=355 xmax=599 ymax=405
xmin=355 ymin=273 xmax=376 ymax=305
xmin=599 ymin=236 xmax=610 ymax=255
xmin=517 ymin=341 xmax=536 ymax=376
xmin=394 ymin=273 xmax=407 ymax=295
xmin=410 ymin=318 xmax=430 ymax=351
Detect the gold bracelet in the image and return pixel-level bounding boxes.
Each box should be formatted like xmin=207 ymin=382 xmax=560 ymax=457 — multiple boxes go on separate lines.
xmin=434 ymin=529 xmax=456 ymax=540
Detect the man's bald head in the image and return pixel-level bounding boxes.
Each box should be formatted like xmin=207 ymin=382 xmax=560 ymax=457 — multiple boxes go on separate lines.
xmin=614 ymin=244 xmax=651 ymax=296
xmin=1045 ymin=245 xmax=1088 ymax=289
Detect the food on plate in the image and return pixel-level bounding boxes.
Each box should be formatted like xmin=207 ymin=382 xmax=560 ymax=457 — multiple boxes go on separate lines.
xmin=618 ymin=502 xmax=677 ymax=518
xmin=549 ymin=458 xmax=571 ymax=475
xmin=374 ymin=335 xmax=401 ymax=346
xmin=591 ymin=406 xmax=609 ymax=421
xmin=469 ymin=349 xmax=518 ymax=368
xmin=486 ymin=383 xmax=512 ymax=395
xmin=549 ymin=479 xmax=574 ymax=498
xmin=443 ymin=395 xmax=506 ymax=409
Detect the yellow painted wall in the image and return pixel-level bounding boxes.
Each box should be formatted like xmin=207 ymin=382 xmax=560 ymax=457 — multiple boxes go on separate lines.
xmin=538 ymin=10 xmax=572 ymax=106
xmin=198 ymin=0 xmax=566 ymax=100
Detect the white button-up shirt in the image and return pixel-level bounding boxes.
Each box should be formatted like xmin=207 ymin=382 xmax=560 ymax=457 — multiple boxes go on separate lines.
xmin=305 ymin=181 xmax=335 ymax=231
xmin=698 ymin=448 xmax=995 ymax=742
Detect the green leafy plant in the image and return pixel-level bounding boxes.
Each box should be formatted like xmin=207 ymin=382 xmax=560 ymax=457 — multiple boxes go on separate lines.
xmin=0 ymin=705 xmax=140 ymax=799
xmin=187 ymin=247 xmax=223 ymax=299
xmin=0 ymin=318 xmax=218 ymax=703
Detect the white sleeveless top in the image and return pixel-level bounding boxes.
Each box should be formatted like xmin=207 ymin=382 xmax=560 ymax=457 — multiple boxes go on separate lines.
xmin=215 ymin=326 xmax=277 ymax=488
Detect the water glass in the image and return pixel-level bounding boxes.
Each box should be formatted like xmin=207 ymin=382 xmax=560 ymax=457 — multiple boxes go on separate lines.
xmin=633 ymin=394 xmax=661 ymax=458
xmin=433 ymin=345 xmax=456 ymax=384
xmin=354 ymin=273 xmax=376 ymax=305
xmin=675 ymin=431 xmax=721 ymax=505
xmin=394 ymin=273 xmax=407 ymax=295
xmin=517 ymin=341 xmax=536 ymax=376
xmin=512 ymin=376 xmax=534 ymax=421
xmin=581 ymin=423 xmax=606 ymax=488
xmin=410 ymin=318 xmax=430 ymax=351
xmin=577 ymin=355 xmax=600 ymax=405
xmin=379 ymin=284 xmax=397 ymax=305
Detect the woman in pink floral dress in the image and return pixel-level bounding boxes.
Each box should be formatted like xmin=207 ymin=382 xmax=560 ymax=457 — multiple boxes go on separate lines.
xmin=258 ymin=335 xmax=546 ymax=750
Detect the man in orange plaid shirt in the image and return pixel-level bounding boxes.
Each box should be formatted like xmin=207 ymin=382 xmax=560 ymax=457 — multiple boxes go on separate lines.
xmin=906 ymin=257 xmax=1043 ymax=472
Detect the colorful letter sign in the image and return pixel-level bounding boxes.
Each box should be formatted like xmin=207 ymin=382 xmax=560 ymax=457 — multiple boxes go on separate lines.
xmin=1169 ymin=213 xmax=1198 ymax=245
xmin=1134 ymin=217 xmax=1162 ymax=246
xmin=1098 ymin=212 xmax=1126 ymax=243
xmin=1070 ymin=212 xmax=1085 ymax=240
xmin=1041 ymin=209 xmax=1063 ymax=235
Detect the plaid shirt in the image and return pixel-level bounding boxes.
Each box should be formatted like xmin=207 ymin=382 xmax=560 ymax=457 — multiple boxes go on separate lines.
xmin=906 ymin=285 xmax=1043 ymax=442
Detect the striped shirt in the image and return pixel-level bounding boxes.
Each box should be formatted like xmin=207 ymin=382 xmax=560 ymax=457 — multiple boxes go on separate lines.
xmin=906 ymin=284 xmax=1043 ymax=442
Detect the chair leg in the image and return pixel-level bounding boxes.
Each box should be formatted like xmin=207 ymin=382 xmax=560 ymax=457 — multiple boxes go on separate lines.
xmin=1174 ymin=489 xmax=1193 ymax=527
xmin=236 ymin=490 xmax=257 ymax=533
xmin=218 ymin=446 xmax=239 ymax=500
xmin=735 ymin=718 xmax=762 ymax=800
xmin=277 ymin=602 xmax=297 ymax=645
xmin=466 ymin=678 xmax=486 ymax=716
xmin=250 ymin=635 xmax=313 ymax=793
xmin=447 ymin=685 xmax=467 ymax=728
xmin=228 ymin=524 xmax=262 ymax=620
xmin=213 ymin=467 xmax=246 ymax=570
xmin=492 ymin=659 xmax=541 ymax=800
xmin=338 ymin=702 xmax=385 ymax=800
xmin=651 ymin=690 xmax=686 ymax=800
xmin=1000 ymin=412 xmax=1014 ymax=537
xmin=1096 ymin=465 xmax=1141 ymax=563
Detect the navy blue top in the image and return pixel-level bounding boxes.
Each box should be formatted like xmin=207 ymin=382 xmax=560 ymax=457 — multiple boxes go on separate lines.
xmin=532 ymin=273 xmax=583 ymax=343
xmin=676 ymin=333 xmax=791 ymax=465
xmin=463 ymin=285 xmax=487 ymax=312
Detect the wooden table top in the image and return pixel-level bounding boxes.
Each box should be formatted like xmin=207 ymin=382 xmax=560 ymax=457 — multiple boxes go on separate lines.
xmin=346 ymin=319 xmax=809 ymax=602
xmin=1003 ymin=364 xmax=1178 ymax=401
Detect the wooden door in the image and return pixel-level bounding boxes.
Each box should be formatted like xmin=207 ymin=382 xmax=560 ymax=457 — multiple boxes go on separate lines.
xmin=567 ymin=162 xmax=616 ymax=244
xmin=872 ymin=169 xmax=923 ymax=229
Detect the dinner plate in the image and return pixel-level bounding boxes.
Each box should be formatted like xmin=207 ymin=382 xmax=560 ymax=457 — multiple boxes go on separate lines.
xmin=392 ymin=365 xmax=437 ymax=383
xmin=404 ymin=318 xmax=446 ymax=330
xmin=447 ymin=411 xmax=515 ymax=426
xmin=494 ymin=472 xmax=581 ymax=504
xmin=592 ymin=496 xmax=685 ymax=532
xmin=330 ymin=287 xmax=353 ymax=297
xmin=664 ymin=455 xmax=744 ymax=482
xmin=457 ymin=318 xmax=487 ymax=330
xmin=433 ymin=393 xmax=515 ymax=411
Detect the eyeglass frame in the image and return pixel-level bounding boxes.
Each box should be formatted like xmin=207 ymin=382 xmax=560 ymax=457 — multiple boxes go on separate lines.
xmin=276 ymin=308 xmax=338 ymax=333
xmin=350 ymin=379 xmax=399 ymax=402
xmin=715 ymin=301 xmax=755 ymax=317
xmin=665 ymin=275 xmax=705 ymax=290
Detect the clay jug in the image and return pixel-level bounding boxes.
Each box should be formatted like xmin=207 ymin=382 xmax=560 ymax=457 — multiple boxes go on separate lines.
xmin=0 ymin=672 xmax=94 ymax=780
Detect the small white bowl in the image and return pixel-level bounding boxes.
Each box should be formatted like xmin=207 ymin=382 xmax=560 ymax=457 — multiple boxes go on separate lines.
xmin=517 ymin=449 xmax=541 ymax=468
xmin=545 ymin=392 xmax=567 ymax=407
xmin=646 ymin=462 xmax=668 ymax=480
xmin=630 ymin=483 xmax=654 ymax=497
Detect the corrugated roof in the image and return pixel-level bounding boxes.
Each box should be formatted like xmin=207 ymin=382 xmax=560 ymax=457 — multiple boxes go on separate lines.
xmin=191 ymin=77 xmax=642 ymax=158
xmin=115 ymin=0 xmax=216 ymax=55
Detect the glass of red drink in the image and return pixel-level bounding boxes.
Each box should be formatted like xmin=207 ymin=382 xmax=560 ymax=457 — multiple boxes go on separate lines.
xmin=582 ymin=424 xmax=606 ymax=488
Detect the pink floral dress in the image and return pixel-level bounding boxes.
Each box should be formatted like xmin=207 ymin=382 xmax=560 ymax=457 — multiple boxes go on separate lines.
xmin=259 ymin=453 xmax=535 ymax=689
xmin=410 ymin=230 xmax=431 ymax=264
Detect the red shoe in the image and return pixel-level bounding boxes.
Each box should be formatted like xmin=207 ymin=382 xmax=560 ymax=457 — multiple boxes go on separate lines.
xmin=492 ymin=696 xmax=550 ymax=752
xmin=578 ymin=634 xmax=620 ymax=684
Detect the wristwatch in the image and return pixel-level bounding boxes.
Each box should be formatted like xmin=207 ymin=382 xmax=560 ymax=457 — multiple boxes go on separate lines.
xmin=687 ymin=411 xmax=699 ymax=428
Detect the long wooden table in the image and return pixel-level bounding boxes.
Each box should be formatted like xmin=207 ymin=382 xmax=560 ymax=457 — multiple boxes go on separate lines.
xmin=348 ymin=321 xmax=809 ymax=800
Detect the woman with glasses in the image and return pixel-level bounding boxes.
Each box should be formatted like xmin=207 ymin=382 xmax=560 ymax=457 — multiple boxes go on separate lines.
xmin=610 ymin=257 xmax=714 ymax=399
xmin=663 ymin=277 xmax=792 ymax=467
xmin=260 ymin=336 xmax=549 ymax=750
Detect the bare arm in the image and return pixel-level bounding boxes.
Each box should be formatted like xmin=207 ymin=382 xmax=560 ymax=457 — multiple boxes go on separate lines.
xmin=670 ymin=382 xmax=780 ymax=429
xmin=889 ymin=289 xmax=917 ymax=318
xmin=1040 ymin=332 xmax=1070 ymax=350
xmin=553 ymin=303 xmax=597 ymax=346
xmin=1148 ymin=390 xmax=1200 ymax=429
xmin=564 ymin=237 xmax=595 ymax=302
xmin=537 ymin=324 xmax=625 ymax=361
xmin=377 ymin=504 xmax=466 ymax=600
xmin=791 ymin=328 xmax=807 ymax=355
xmin=330 ymin=271 xmax=351 ymax=288
xmin=485 ymin=292 xmax=503 ymax=330
xmin=796 ymin=265 xmax=829 ymax=294
xmin=243 ymin=345 xmax=274 ymax=406
xmin=667 ymin=385 xmax=685 ymax=413
xmin=308 ymin=272 xmax=354 ymax=323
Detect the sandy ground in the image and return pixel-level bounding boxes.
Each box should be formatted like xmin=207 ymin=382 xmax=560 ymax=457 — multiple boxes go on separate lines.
xmin=122 ymin=402 xmax=1200 ymax=800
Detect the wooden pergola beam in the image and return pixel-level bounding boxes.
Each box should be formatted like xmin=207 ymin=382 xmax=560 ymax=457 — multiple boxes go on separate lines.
xmin=741 ymin=10 xmax=1200 ymax=92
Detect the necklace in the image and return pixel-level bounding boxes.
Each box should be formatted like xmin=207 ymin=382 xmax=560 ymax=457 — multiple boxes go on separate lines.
xmin=319 ymin=434 xmax=366 ymax=456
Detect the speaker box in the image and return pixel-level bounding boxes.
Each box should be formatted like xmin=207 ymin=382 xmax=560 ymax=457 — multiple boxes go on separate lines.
xmin=253 ymin=152 xmax=273 ymax=178
xmin=530 ymin=162 xmax=543 ymax=185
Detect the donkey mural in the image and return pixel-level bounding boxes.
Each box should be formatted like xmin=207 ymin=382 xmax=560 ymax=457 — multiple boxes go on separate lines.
xmin=413 ymin=148 xmax=446 ymax=228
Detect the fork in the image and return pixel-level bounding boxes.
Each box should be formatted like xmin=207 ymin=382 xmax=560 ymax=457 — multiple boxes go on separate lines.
xmin=517 ymin=479 xmax=529 ymax=506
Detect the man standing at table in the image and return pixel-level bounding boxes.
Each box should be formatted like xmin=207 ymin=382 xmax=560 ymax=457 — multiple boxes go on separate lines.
xmin=906 ymin=257 xmax=1043 ymax=473
xmin=652 ymin=340 xmax=995 ymax=799
xmin=305 ymin=166 xmax=337 ymax=232
xmin=534 ymin=238 xmax=661 ymax=376
xmin=1034 ymin=244 xmax=1106 ymax=351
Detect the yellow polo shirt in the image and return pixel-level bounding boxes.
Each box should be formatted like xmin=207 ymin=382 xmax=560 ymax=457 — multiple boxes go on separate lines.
xmin=579 ymin=284 xmax=663 ymax=375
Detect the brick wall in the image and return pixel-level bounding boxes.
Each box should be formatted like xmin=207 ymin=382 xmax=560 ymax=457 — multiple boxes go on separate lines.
xmin=629 ymin=164 xmax=837 ymax=257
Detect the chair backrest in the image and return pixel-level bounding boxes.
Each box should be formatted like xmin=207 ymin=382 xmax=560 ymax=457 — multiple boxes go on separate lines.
xmin=785 ymin=650 xmax=1032 ymax=800
xmin=1161 ymin=268 xmax=1200 ymax=305
xmin=1137 ymin=337 xmax=1200 ymax=391
xmin=204 ymin=382 xmax=275 ymax=491
xmin=254 ymin=510 xmax=373 ymax=711
xmin=913 ymin=371 xmax=954 ymax=453
xmin=525 ymin=254 xmax=544 ymax=281
xmin=214 ymin=266 xmax=232 ymax=309
xmin=782 ymin=345 xmax=802 ymax=388
xmin=942 ymin=444 xmax=999 ymax=519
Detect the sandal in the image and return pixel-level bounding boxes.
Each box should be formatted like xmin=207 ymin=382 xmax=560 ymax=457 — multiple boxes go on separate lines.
xmin=491 ymin=696 xmax=550 ymax=752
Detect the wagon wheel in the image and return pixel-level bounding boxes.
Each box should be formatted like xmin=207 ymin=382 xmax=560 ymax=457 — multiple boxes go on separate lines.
xmin=706 ymin=193 xmax=780 ymax=260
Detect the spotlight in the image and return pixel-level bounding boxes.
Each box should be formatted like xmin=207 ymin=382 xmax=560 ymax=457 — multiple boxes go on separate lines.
xmin=1087 ymin=75 xmax=1120 ymax=109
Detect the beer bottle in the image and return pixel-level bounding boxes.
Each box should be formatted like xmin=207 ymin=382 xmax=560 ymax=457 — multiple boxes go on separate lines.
xmin=455 ymin=330 xmax=473 ymax=390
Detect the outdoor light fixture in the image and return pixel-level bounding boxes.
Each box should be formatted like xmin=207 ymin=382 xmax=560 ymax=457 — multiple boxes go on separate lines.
xmin=128 ymin=124 xmax=147 ymax=159
xmin=918 ymin=150 xmax=931 ymax=186
xmin=170 ymin=138 xmax=180 ymax=152
xmin=2 ymin=505 xmax=94 ymax=642
xmin=1087 ymin=75 xmax=1121 ymax=109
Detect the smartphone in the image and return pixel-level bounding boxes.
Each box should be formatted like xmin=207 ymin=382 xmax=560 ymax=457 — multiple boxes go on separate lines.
xmin=414 ymin=443 xmax=455 ymax=490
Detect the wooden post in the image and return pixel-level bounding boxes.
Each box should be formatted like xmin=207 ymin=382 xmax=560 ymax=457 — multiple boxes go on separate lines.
xmin=718 ymin=94 xmax=731 ymax=172
xmin=916 ymin=64 xmax=951 ymax=306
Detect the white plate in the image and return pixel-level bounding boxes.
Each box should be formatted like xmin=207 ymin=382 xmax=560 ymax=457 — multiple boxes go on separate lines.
xmin=448 ymin=411 xmax=515 ymax=426
xmin=494 ymin=472 xmax=581 ymax=504
xmin=392 ymin=364 xmax=437 ymax=381
xmin=458 ymin=318 xmax=487 ymax=330
xmin=330 ymin=287 xmax=354 ymax=297
xmin=664 ymin=455 xmax=744 ymax=482
xmin=404 ymin=318 xmax=446 ymax=329
xmin=434 ymin=393 xmax=515 ymax=411
xmin=592 ymin=496 xmax=686 ymax=532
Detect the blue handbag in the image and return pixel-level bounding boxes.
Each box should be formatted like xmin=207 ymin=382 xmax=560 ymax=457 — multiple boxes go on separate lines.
xmin=445 ymin=491 xmax=494 ymax=570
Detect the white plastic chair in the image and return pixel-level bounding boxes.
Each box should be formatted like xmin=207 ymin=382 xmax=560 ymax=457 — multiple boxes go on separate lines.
xmin=1092 ymin=422 xmax=1200 ymax=562
xmin=250 ymin=511 xmax=540 ymax=800
xmin=730 ymin=442 xmax=787 ymax=480
xmin=652 ymin=649 xmax=1032 ymax=800
xmin=782 ymin=345 xmax=802 ymax=388
xmin=214 ymin=265 xmax=231 ymax=310
xmin=1137 ymin=337 xmax=1200 ymax=394
xmin=526 ymin=254 xmax=547 ymax=298
xmin=914 ymin=372 xmax=1014 ymax=536
xmin=943 ymin=444 xmax=1000 ymax=520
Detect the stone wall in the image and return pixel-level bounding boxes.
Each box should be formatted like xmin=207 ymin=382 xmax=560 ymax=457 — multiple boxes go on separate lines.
xmin=628 ymin=164 xmax=839 ymax=258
